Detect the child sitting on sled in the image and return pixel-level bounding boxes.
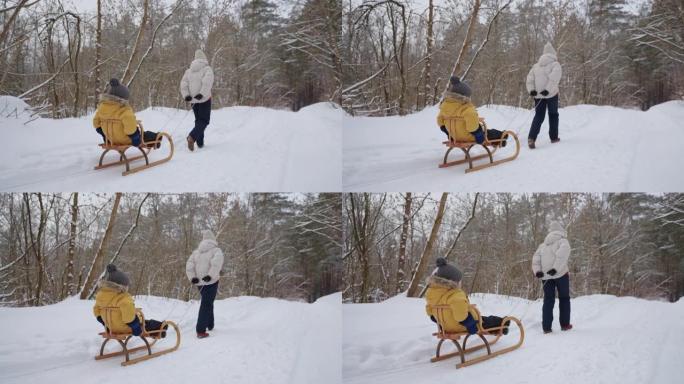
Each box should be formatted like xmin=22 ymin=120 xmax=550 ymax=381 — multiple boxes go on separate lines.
xmin=437 ymin=76 xmax=506 ymax=146
xmin=93 ymin=78 xmax=160 ymax=147
xmin=93 ymin=264 xmax=167 ymax=337
xmin=425 ymin=257 xmax=509 ymax=335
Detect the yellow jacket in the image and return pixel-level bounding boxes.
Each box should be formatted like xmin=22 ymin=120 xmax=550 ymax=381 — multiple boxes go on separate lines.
xmin=436 ymin=93 xmax=480 ymax=142
xmin=425 ymin=275 xmax=479 ymax=333
xmin=92 ymin=94 xmax=138 ymax=145
xmin=93 ymin=281 xmax=141 ymax=334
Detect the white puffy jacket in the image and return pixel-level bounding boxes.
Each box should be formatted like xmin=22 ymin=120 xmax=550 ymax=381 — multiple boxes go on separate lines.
xmin=532 ymin=221 xmax=571 ymax=280
xmin=180 ymin=50 xmax=214 ymax=104
xmin=526 ymin=42 xmax=562 ymax=99
xmin=186 ymin=230 xmax=224 ymax=286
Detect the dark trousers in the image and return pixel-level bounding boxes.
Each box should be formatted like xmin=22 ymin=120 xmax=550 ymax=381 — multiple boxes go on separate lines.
xmin=196 ymin=281 xmax=218 ymax=333
xmin=190 ymin=98 xmax=212 ymax=147
xmin=542 ymin=273 xmax=571 ymax=331
xmin=528 ymin=95 xmax=559 ymax=141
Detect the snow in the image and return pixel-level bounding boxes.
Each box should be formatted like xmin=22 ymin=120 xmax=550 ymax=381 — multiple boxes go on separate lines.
xmin=0 ymin=293 xmax=341 ymax=384
xmin=343 ymin=293 xmax=684 ymax=384
xmin=343 ymin=101 xmax=684 ymax=192
xmin=0 ymin=97 xmax=342 ymax=192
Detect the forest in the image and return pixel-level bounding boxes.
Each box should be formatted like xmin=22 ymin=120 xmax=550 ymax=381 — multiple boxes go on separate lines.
xmin=342 ymin=0 xmax=684 ymax=115
xmin=0 ymin=192 xmax=342 ymax=306
xmin=0 ymin=0 xmax=341 ymax=117
xmin=343 ymin=193 xmax=684 ymax=303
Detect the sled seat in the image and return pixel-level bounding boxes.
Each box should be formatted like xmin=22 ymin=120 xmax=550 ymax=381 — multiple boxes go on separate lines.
xmin=428 ymin=304 xmax=524 ymax=368
xmin=439 ymin=117 xmax=520 ymax=173
xmin=95 ymin=307 xmax=181 ymax=366
xmin=94 ymin=119 xmax=174 ymax=176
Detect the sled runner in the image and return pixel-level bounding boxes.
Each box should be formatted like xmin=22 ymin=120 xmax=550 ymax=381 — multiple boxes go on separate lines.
xmin=95 ymin=307 xmax=181 ymax=366
xmin=439 ymin=118 xmax=520 ymax=173
xmin=428 ymin=304 xmax=524 ymax=368
xmin=94 ymin=119 xmax=174 ymax=176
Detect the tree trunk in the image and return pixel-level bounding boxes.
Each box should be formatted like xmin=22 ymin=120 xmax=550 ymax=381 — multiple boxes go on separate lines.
xmin=407 ymin=193 xmax=448 ymax=297
xmin=121 ymin=0 xmax=150 ymax=84
xmin=395 ymin=192 xmax=412 ymax=293
xmin=63 ymin=192 xmax=78 ymax=297
xmin=95 ymin=0 xmax=102 ymax=105
xmin=79 ymin=193 xmax=121 ymax=299
xmin=445 ymin=0 xmax=480 ymax=93
xmin=424 ymin=0 xmax=434 ymax=107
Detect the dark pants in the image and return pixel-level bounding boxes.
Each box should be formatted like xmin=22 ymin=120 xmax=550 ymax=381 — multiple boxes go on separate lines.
xmin=189 ymin=98 xmax=212 ymax=147
xmin=542 ymin=273 xmax=571 ymax=331
xmin=529 ymin=95 xmax=559 ymax=141
xmin=196 ymin=281 xmax=218 ymax=333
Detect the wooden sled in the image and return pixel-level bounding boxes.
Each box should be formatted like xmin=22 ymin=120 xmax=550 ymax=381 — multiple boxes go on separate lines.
xmin=94 ymin=119 xmax=174 ymax=176
xmin=439 ymin=118 xmax=520 ymax=173
xmin=429 ymin=304 xmax=524 ymax=368
xmin=95 ymin=307 xmax=181 ymax=366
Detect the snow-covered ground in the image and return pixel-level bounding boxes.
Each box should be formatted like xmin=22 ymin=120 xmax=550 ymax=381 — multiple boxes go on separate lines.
xmin=0 ymin=293 xmax=341 ymax=384
xmin=343 ymin=101 xmax=684 ymax=192
xmin=343 ymin=293 xmax=684 ymax=384
xmin=0 ymin=96 xmax=342 ymax=192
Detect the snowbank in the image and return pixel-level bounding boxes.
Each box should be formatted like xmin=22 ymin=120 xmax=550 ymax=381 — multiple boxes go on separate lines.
xmin=343 ymin=293 xmax=684 ymax=384
xmin=343 ymin=101 xmax=684 ymax=191
xmin=0 ymin=293 xmax=341 ymax=384
xmin=0 ymin=97 xmax=342 ymax=192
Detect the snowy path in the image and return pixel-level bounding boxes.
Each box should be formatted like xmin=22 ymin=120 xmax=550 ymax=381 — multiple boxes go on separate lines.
xmin=0 ymin=293 xmax=341 ymax=384
xmin=343 ymin=101 xmax=684 ymax=192
xmin=0 ymin=98 xmax=342 ymax=192
xmin=343 ymin=294 xmax=684 ymax=384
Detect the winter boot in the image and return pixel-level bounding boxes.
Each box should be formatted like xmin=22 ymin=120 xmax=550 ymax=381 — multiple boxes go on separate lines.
xmin=551 ymin=138 xmax=561 ymax=144
xmin=561 ymin=324 xmax=573 ymax=331
xmin=528 ymin=139 xmax=536 ymax=149
xmin=197 ymin=332 xmax=209 ymax=339
xmin=187 ymin=136 xmax=195 ymax=152
xmin=502 ymin=320 xmax=510 ymax=335
xmin=543 ymin=329 xmax=552 ymax=334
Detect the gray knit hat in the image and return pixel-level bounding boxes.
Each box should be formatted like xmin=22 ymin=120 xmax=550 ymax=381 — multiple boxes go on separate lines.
xmin=434 ymin=257 xmax=463 ymax=283
xmin=104 ymin=264 xmax=130 ymax=287
xmin=447 ymin=76 xmax=472 ymax=97
xmin=105 ymin=78 xmax=129 ymax=100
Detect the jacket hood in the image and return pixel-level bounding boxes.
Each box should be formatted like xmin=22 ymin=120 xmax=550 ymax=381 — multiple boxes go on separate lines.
xmin=443 ymin=91 xmax=471 ymax=104
xmin=195 ymin=49 xmax=207 ymax=61
xmin=98 ymin=279 xmax=128 ymax=293
xmin=198 ymin=238 xmax=218 ymax=253
xmin=190 ymin=58 xmax=209 ymax=72
xmin=98 ymin=93 xmax=129 ymax=106
xmin=543 ymin=42 xmax=557 ymax=56
xmin=426 ymin=274 xmax=462 ymax=290
xmin=538 ymin=42 xmax=558 ymax=66
xmin=544 ymin=221 xmax=567 ymax=245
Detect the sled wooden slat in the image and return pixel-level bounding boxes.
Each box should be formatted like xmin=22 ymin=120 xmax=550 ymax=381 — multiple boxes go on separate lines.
xmin=438 ymin=118 xmax=520 ymax=173
xmin=428 ymin=305 xmax=524 ymax=368
xmin=95 ymin=307 xmax=181 ymax=366
xmin=94 ymin=120 xmax=174 ymax=176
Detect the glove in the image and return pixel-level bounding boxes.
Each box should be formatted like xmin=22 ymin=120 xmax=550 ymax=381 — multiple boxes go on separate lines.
xmin=96 ymin=316 xmax=105 ymax=326
xmin=530 ymin=90 xmax=537 ymax=97
xmin=194 ymin=94 xmax=203 ymax=100
xmin=547 ymin=268 xmax=557 ymax=276
xmin=535 ymin=271 xmax=544 ymax=278
xmin=472 ymin=126 xmax=485 ymax=144
xmin=127 ymin=317 xmax=143 ymax=336
xmin=184 ymin=95 xmax=192 ymax=102
xmin=540 ymin=90 xmax=549 ymax=96
xmin=202 ymin=275 xmax=212 ymax=282
xmin=128 ymin=130 xmax=141 ymax=147
xmin=191 ymin=277 xmax=199 ymax=284
xmin=460 ymin=313 xmax=478 ymax=335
